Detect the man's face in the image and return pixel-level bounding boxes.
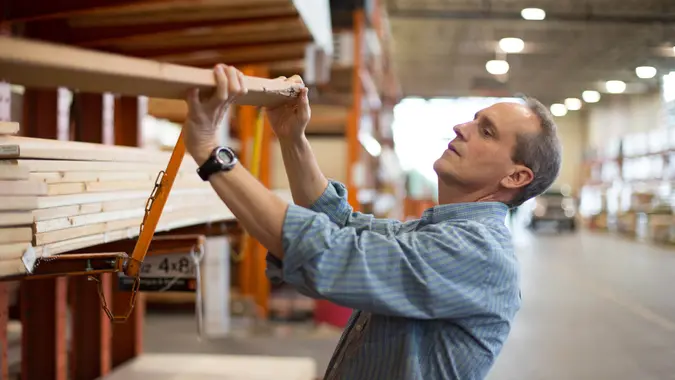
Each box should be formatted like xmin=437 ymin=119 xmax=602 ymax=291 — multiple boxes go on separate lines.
xmin=433 ymin=102 xmax=539 ymax=195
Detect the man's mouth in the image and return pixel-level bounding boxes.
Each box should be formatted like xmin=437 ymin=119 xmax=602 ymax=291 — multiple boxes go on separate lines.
xmin=448 ymin=143 xmax=459 ymax=156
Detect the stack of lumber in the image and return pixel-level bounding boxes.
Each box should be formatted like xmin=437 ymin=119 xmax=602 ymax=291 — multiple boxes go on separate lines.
xmin=0 ymin=122 xmax=273 ymax=277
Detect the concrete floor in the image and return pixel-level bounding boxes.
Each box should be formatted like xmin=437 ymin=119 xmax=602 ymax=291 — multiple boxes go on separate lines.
xmin=144 ymin=229 xmax=675 ymax=379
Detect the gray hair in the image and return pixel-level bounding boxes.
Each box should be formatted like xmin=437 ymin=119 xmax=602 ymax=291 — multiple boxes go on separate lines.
xmin=507 ymin=96 xmax=562 ymax=207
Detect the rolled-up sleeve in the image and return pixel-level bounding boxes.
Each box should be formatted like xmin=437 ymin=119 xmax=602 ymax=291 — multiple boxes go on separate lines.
xmin=308 ymin=179 xmax=404 ymax=235
xmin=272 ymin=203 xmax=496 ymax=319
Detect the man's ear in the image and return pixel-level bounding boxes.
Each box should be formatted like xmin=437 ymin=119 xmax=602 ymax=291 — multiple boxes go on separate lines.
xmin=500 ymin=164 xmax=534 ymax=190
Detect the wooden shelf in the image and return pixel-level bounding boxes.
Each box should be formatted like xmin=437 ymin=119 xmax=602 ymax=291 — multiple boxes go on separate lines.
xmin=3 ymin=0 xmax=333 ymax=69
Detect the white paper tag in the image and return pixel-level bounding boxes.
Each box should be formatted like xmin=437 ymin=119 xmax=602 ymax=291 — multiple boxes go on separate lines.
xmin=22 ymin=245 xmax=37 ymax=274
xmin=0 ymin=144 xmax=19 ymax=157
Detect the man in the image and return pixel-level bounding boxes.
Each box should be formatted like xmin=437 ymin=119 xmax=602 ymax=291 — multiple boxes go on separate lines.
xmin=183 ymin=64 xmax=562 ymax=379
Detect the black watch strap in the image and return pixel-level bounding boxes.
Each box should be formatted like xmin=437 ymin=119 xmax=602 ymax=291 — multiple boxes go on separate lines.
xmin=196 ymin=146 xmax=238 ymax=181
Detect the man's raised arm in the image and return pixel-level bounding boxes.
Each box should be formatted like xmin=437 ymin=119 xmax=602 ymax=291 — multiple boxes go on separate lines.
xmin=265 ymin=76 xmax=328 ymax=208
xmin=278 ymin=135 xmax=329 ymax=208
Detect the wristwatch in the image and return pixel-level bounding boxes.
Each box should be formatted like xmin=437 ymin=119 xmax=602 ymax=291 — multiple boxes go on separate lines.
xmin=196 ymin=146 xmax=238 ymax=181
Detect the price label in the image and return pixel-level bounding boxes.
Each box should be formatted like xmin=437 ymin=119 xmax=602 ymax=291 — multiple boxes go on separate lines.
xmin=139 ymin=254 xmax=196 ymax=279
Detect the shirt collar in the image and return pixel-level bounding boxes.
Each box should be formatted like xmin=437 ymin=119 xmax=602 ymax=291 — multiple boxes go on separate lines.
xmin=420 ymin=201 xmax=509 ymax=224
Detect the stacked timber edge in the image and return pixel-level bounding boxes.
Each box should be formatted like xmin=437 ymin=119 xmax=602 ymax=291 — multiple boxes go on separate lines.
xmin=0 ymin=123 xmax=291 ymax=278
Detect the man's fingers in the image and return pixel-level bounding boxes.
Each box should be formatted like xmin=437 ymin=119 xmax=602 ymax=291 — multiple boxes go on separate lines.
xmin=288 ymin=75 xmax=304 ymax=85
xmin=214 ymin=64 xmax=229 ymax=101
xmin=186 ymin=88 xmax=202 ymax=113
xmin=223 ymin=66 xmax=241 ymax=97
xmin=300 ymin=87 xmax=309 ymax=104
xmin=237 ymin=70 xmax=248 ymax=96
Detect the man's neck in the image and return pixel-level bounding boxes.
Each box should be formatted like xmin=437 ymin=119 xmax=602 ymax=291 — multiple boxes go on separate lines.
xmin=437 ymin=181 xmax=503 ymax=205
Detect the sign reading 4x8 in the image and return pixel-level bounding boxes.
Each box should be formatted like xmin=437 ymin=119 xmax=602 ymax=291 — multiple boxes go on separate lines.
xmin=118 ymin=253 xmax=199 ymax=292
xmin=140 ymin=255 xmax=195 ymax=277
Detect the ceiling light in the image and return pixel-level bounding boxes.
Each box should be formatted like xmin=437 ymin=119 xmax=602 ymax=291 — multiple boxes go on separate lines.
xmin=635 ymin=66 xmax=657 ymax=79
xmin=521 ymin=8 xmax=546 ymax=20
xmin=485 ymin=60 xmax=509 ymax=75
xmin=550 ymin=103 xmax=567 ymax=117
xmin=498 ymin=37 xmax=525 ymax=53
xmin=605 ymin=80 xmax=626 ymax=94
xmin=564 ymin=98 xmax=582 ymax=110
xmin=582 ymin=90 xmax=601 ymax=103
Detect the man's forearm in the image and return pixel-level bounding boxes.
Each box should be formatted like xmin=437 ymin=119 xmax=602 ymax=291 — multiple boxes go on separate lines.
xmin=204 ymin=163 xmax=288 ymax=257
xmin=279 ymin=136 xmax=329 ymax=208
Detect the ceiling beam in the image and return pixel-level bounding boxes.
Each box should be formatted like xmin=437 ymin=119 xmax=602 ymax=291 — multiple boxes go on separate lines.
xmin=389 ymin=8 xmax=675 ymax=25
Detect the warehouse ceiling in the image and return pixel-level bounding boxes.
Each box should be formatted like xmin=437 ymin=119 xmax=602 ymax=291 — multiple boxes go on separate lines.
xmin=385 ymin=0 xmax=675 ymax=105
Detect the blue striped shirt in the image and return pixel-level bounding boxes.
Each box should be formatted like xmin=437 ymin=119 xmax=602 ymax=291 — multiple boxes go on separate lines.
xmin=266 ymin=180 xmax=521 ymax=379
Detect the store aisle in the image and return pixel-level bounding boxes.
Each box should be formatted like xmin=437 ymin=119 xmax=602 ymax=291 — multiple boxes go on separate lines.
xmin=488 ymin=230 xmax=675 ymax=380
xmin=144 ymin=230 xmax=675 ymax=379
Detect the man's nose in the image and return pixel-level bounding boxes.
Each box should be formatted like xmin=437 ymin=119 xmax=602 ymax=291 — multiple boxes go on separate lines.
xmin=453 ymin=123 xmax=468 ymax=140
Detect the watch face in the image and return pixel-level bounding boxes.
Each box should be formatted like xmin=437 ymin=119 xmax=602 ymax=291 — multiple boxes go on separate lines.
xmin=216 ymin=149 xmax=233 ymax=164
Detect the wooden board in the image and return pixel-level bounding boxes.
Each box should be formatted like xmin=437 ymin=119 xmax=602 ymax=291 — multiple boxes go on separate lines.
xmin=0 ymin=243 xmax=32 ymax=261
xmin=0 ymin=136 xmax=179 ymax=164
xmin=0 ymin=164 xmax=29 ymax=180
xmin=0 ymin=159 xmax=182 ymax=173
xmin=0 ymin=180 xmax=48 ymax=195
xmin=0 ymin=227 xmax=32 ymax=244
xmin=0 ymin=212 xmax=32 ymax=227
xmin=0 ymin=122 xmax=19 ymax=135
xmin=98 ymin=353 xmax=316 ymax=380
xmin=0 ymin=36 xmax=304 ymax=106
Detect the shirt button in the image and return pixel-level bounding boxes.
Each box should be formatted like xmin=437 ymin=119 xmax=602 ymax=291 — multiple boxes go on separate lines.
xmin=355 ymin=324 xmax=362 ymax=331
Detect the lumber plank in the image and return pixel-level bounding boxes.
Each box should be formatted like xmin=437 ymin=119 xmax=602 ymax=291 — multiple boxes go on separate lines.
xmin=33 ymin=195 xmax=222 ymax=234
xmin=0 ymin=122 xmax=19 ymax=135
xmin=0 ymin=197 xmax=38 ymax=211
xmin=30 ymin=171 xmax=155 ymax=183
xmin=0 ymin=136 xmax=177 ymax=163
xmin=0 ymin=133 xmax=293 ymax=272
xmin=0 ymin=260 xmax=28 ymax=277
xmin=34 ymin=207 xmax=235 ymax=257
xmin=0 ymin=164 xmax=29 ymax=180
xmin=33 ymin=204 xmax=103 ymax=222
xmin=0 ymin=36 xmax=303 ymax=106
xmin=0 ymin=243 xmax=33 ymax=261
xmin=0 ymin=212 xmax=32 ymax=227
xmin=0 ymin=180 xmax=48 ymax=195
xmin=0 ymin=159 xmax=182 ymax=173
xmin=0 ymin=227 xmax=32 ymax=244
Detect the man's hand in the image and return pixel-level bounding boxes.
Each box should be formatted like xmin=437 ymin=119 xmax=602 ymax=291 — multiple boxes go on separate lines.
xmin=265 ymin=75 xmax=310 ymax=142
xmin=184 ymin=64 xmax=248 ymax=164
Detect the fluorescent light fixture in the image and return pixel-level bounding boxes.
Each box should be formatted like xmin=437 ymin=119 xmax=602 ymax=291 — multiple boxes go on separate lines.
xmin=499 ymin=37 xmax=525 ymax=53
xmin=485 ymin=60 xmax=509 ymax=75
xmin=564 ymin=98 xmax=582 ymax=110
xmin=521 ymin=8 xmax=546 ymax=20
xmin=582 ymin=90 xmax=601 ymax=103
xmin=605 ymin=80 xmax=626 ymax=94
xmin=635 ymin=66 xmax=657 ymax=79
xmin=550 ymin=103 xmax=567 ymax=117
